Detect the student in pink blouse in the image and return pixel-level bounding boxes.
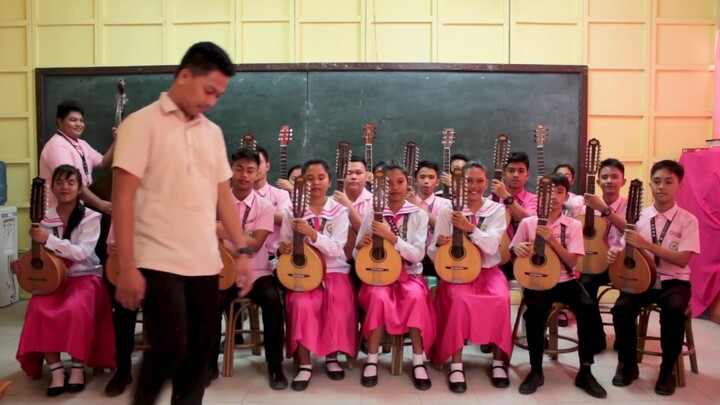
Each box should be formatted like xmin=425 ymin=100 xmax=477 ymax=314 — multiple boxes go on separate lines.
xmin=39 ymin=100 xmax=114 ymax=212
xmin=210 ymin=148 xmax=287 ymax=389
xmin=279 ymin=159 xmax=356 ymax=391
xmin=510 ymin=174 xmax=606 ymax=398
xmin=608 ymin=160 xmax=700 ymax=396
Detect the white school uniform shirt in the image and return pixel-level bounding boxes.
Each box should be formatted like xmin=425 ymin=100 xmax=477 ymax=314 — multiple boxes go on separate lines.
xmin=564 ymin=192 xmax=585 ymax=216
xmin=509 ymin=214 xmax=585 ymax=283
xmin=616 ymin=204 xmax=700 ymax=282
xmin=280 ymin=198 xmax=351 ymax=274
xmin=256 ymin=182 xmax=292 ymax=257
xmin=420 ymin=194 xmax=451 ymax=250
xmin=352 ymin=188 xmax=374 ymax=219
xmin=353 ymin=201 xmax=429 ymax=276
xmin=226 ymin=190 xmax=275 ymax=281
xmin=41 ymin=207 xmax=102 ymax=278
xmin=428 ymin=199 xmax=507 ymax=269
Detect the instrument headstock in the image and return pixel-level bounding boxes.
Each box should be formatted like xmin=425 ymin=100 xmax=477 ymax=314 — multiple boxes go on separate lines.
xmin=242 ymin=133 xmax=257 ymax=150
xmin=335 ymin=141 xmax=352 ymax=180
xmin=441 ymin=128 xmax=455 ymax=148
xmin=292 ymin=175 xmax=308 ymax=218
xmin=534 ymin=125 xmax=548 ymax=148
xmin=493 ymin=134 xmax=510 ymax=171
xmin=536 ymin=176 xmax=554 ymax=220
xmin=115 ymin=79 xmax=128 ymax=127
xmin=278 ymin=125 xmax=293 ymax=146
xmin=626 ymin=179 xmax=644 ymax=224
xmin=372 ymin=171 xmax=387 ymax=213
xmin=29 ymin=177 xmax=47 ymax=224
xmin=451 ymin=167 xmax=466 ymax=211
xmin=403 ymin=142 xmax=419 ymax=185
xmin=363 ymin=122 xmax=376 ymax=145
xmin=585 ymin=138 xmax=601 ymax=176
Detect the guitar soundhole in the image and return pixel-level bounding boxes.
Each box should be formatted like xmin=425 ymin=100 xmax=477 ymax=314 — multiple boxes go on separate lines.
xmin=371 ymin=247 xmax=386 ymax=262
xmin=450 ymin=246 xmax=465 ymax=260
xmin=623 ymin=257 xmax=636 ymax=269
xmin=530 ymin=253 xmax=546 ymax=267
xmin=31 ymin=258 xmax=43 ymax=270
xmin=292 ymin=254 xmax=307 ymax=268
xmin=583 ymin=227 xmax=596 ymax=239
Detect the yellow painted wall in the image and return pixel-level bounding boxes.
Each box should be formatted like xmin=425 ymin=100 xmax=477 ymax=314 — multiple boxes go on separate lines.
xmin=0 ymin=0 xmax=717 ymax=248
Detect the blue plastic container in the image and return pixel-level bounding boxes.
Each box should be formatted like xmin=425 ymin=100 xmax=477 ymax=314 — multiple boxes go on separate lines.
xmin=0 ymin=161 xmax=6 ymax=205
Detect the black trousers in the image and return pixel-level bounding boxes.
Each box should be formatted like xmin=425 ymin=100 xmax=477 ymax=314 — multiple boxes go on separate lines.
xmin=421 ymin=256 xmax=438 ymax=278
xmin=133 ymin=269 xmax=219 ymax=405
xmin=523 ymin=279 xmax=603 ymax=371
xmin=104 ymin=280 xmax=139 ymax=375
xmin=579 ymin=270 xmax=611 ymax=342
xmin=612 ymin=279 xmax=691 ymax=374
xmin=499 ymin=261 xmax=515 ymax=281
xmin=211 ymin=275 xmax=285 ymax=369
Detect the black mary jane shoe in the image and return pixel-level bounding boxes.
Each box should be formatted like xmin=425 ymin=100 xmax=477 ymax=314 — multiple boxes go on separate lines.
xmin=325 ymin=358 xmax=345 ymax=381
xmin=360 ymin=363 xmax=378 ymax=387
xmin=447 ymin=369 xmax=467 ymax=393
xmin=47 ymin=366 xmax=67 ymax=397
xmin=290 ymin=366 xmax=312 ymax=392
xmin=412 ymin=364 xmax=432 ymax=391
xmin=491 ymin=365 xmax=510 ymax=388
xmin=66 ymin=365 xmax=86 ymax=393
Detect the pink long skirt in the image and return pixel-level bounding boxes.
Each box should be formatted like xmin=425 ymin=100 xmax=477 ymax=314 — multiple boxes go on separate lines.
xmin=285 ymin=273 xmax=358 ymax=358
xmin=429 ymin=266 xmax=512 ymax=365
xmin=358 ymin=274 xmax=436 ymax=350
xmin=16 ymin=275 xmax=116 ymax=378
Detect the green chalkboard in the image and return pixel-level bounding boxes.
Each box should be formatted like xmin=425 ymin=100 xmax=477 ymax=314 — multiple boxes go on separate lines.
xmin=36 ymin=63 xmax=588 ymax=192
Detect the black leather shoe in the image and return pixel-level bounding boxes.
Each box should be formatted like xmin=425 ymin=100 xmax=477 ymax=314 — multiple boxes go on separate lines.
xmin=105 ymin=372 xmax=133 ymax=397
xmin=518 ymin=370 xmax=544 ymax=394
xmin=325 ymin=359 xmax=345 ymax=381
xmin=480 ymin=344 xmax=492 ymax=353
xmin=447 ymin=369 xmax=466 ymax=393
xmin=654 ymin=370 xmax=676 ymax=396
xmin=360 ymin=363 xmax=378 ymax=387
xmin=47 ymin=366 xmax=67 ymax=397
xmin=66 ymin=365 xmax=85 ymax=393
xmin=268 ymin=366 xmax=288 ymax=390
xmin=290 ymin=366 xmax=312 ymax=391
xmin=491 ymin=365 xmax=510 ymax=388
xmin=575 ymin=371 xmax=607 ymax=398
xmin=412 ymin=364 xmax=432 ymax=391
xmin=611 ymin=363 xmax=639 ymax=387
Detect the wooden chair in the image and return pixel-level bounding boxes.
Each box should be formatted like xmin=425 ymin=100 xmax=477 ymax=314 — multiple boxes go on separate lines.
xmin=512 ymin=300 xmax=579 ymax=360
xmin=222 ymin=298 xmax=263 ymax=377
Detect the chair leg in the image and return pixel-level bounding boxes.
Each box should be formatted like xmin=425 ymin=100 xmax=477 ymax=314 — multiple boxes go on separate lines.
xmin=685 ymin=317 xmax=699 ymax=374
xmin=675 ymin=354 xmax=686 ymax=387
xmin=249 ymin=305 xmax=262 ymax=356
xmin=547 ymin=307 xmax=559 ymax=361
xmin=390 ymin=334 xmax=404 ymax=376
xmin=223 ymin=305 xmax=235 ymax=377
xmin=512 ymin=299 xmax=526 ymax=348
xmin=345 ymin=353 xmax=357 ymax=370
xmin=636 ymin=309 xmax=650 ymax=364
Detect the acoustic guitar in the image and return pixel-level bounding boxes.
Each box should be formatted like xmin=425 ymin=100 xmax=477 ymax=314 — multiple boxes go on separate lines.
xmin=492 ymin=134 xmax=512 ymax=265
xmin=363 ymin=123 xmax=375 ymax=190
xmin=576 ymin=139 xmax=610 ymax=274
xmin=18 ymin=177 xmax=67 ymax=295
xmin=355 ymin=172 xmax=403 ymax=286
xmin=335 ymin=141 xmax=351 ymax=192
xmin=434 ymin=168 xmax=482 ymax=283
xmin=441 ymin=129 xmax=455 ymax=198
xmin=277 ymin=176 xmax=326 ymax=292
xmin=609 ymin=180 xmax=657 ymax=294
xmin=513 ymin=176 xmax=562 ymax=291
xmin=403 ymin=141 xmax=419 ymax=189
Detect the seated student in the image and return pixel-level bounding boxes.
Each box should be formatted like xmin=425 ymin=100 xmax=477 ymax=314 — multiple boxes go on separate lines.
xmin=278 ymin=159 xmax=356 ymax=391
xmin=333 ymin=157 xmax=374 ymax=259
xmin=579 ymin=158 xmax=628 ymax=346
xmin=407 ymin=160 xmax=450 ymax=277
xmin=491 ymin=151 xmax=537 ymax=281
xmin=554 ymin=164 xmax=584 ymax=216
xmin=254 ymin=145 xmax=292 ymax=268
xmin=276 ymin=164 xmax=302 ymax=193
xmin=509 ymin=174 xmax=606 ymax=398
xmin=438 ymin=153 xmax=469 ymax=197
xmin=354 ymin=162 xmax=435 ymax=390
xmin=608 ymin=160 xmax=699 ymax=396
xmin=210 ymin=148 xmax=287 ymax=389
xmin=428 ymin=162 xmax=511 ymax=392
xmin=12 ymin=165 xmax=115 ymax=397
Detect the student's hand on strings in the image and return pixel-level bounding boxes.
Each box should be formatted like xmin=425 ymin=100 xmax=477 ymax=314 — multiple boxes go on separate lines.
xmin=583 ymin=193 xmax=607 ymax=212
xmin=536 ymin=224 xmax=554 ymax=243
xmin=116 ymin=266 xmax=146 ymax=310
xmin=9 ymin=260 xmax=23 ymax=275
xmin=372 ymin=220 xmax=397 ymax=243
xmin=332 ymin=190 xmax=352 ymax=208
xmin=292 ymin=219 xmax=317 ymax=240
xmin=607 ymin=247 xmax=622 ymax=264
xmin=276 ymin=179 xmax=294 ymax=193
xmin=624 ymin=229 xmax=650 ymax=249
xmin=356 ymin=234 xmax=373 ymax=249
xmin=29 ymin=228 xmax=49 ymax=244
xmin=490 ymin=179 xmax=510 ymax=199
xmin=513 ymin=242 xmax=533 ymax=258
xmin=278 ymin=241 xmax=293 ymax=255
xmin=435 ymin=234 xmax=451 ymax=246
xmin=451 ymin=212 xmax=474 ymax=233
xmin=440 ymin=172 xmax=452 ymax=188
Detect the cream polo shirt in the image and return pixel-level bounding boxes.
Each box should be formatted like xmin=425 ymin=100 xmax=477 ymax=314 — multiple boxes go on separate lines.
xmin=113 ymin=92 xmax=232 ymax=277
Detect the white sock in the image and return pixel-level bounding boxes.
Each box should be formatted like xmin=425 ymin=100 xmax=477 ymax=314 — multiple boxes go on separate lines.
xmin=69 ymin=362 xmax=84 ymax=384
xmin=449 ymin=362 xmax=465 ymax=383
xmin=492 ymin=359 xmax=507 ymax=379
xmin=49 ymin=362 xmax=65 ymax=388
xmin=364 ymin=353 xmax=379 ymax=377
xmin=412 ymin=353 xmax=428 ymax=379
xmin=294 ymin=364 xmax=312 ymax=382
xmin=325 ymin=356 xmax=342 ymax=373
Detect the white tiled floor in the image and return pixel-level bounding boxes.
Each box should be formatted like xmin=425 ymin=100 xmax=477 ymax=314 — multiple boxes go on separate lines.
xmin=1 ymin=300 xmax=719 ymax=404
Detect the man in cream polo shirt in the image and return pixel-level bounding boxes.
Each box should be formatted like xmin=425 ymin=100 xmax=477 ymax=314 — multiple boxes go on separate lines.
xmin=112 ymin=42 xmax=252 ymax=405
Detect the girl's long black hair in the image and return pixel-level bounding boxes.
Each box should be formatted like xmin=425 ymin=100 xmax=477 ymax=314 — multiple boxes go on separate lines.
xmin=51 ymin=164 xmax=86 ymax=239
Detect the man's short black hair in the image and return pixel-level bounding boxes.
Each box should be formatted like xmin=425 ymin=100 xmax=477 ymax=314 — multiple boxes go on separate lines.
xmin=550 ymin=173 xmax=571 ymax=193
xmin=350 ymin=156 xmax=367 ymax=168
xmin=415 ymin=160 xmax=440 ymax=177
xmin=599 ymin=158 xmax=625 ymax=175
xmin=651 ymin=160 xmax=684 ymax=181
xmin=554 ymin=164 xmax=575 ymax=179
xmin=176 ymin=41 xmax=235 ymax=78
xmin=230 ymin=147 xmax=260 ymax=166
xmin=255 ymin=146 xmax=269 ymax=163
xmin=56 ymin=100 xmax=84 ymax=121
xmin=451 ymin=153 xmax=469 ymax=163
xmin=505 ymin=152 xmax=530 ymax=170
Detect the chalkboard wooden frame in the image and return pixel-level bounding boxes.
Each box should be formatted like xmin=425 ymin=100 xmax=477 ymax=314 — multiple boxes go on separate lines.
xmin=36 ymin=63 xmax=588 ymax=190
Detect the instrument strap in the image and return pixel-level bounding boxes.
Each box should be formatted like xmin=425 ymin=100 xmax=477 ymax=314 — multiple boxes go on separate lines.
xmin=560 ymin=223 xmax=573 ymax=275
xmin=59 ymin=132 xmax=90 ymax=181
xmin=384 ymin=213 xmax=409 ymax=240
xmin=307 ymin=217 xmax=328 ymax=233
xmin=52 ymin=227 xmax=60 ymax=238
xmin=650 ymin=211 xmax=677 ymax=267
xmin=241 ymin=204 xmax=251 ymax=226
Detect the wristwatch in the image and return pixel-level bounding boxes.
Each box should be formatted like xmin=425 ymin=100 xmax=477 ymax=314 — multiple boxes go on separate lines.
xmin=601 ymin=207 xmax=612 ymax=218
xmin=503 ymin=196 xmax=515 ymax=206
xmin=235 ymin=246 xmax=253 ymax=257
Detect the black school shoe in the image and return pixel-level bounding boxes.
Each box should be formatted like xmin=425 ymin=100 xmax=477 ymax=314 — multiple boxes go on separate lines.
xmin=611 ymin=362 xmax=639 ymax=387
xmin=105 ymin=372 xmax=133 ymax=397
xmin=324 ymin=358 xmax=345 ymax=381
xmin=268 ymin=365 xmax=288 ymax=390
xmin=447 ymin=369 xmax=466 ymax=393
xmin=655 ymin=370 xmax=676 ymax=396
xmin=412 ymin=364 xmax=432 ymax=391
xmin=290 ymin=366 xmax=312 ymax=391
xmin=360 ymin=363 xmax=378 ymax=387
xmin=46 ymin=366 xmax=67 ymax=397
xmin=574 ymin=370 xmax=607 ymax=398
xmin=66 ymin=365 xmax=85 ymax=393
xmin=518 ymin=370 xmax=544 ymax=394
xmin=491 ymin=365 xmax=510 ymax=388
